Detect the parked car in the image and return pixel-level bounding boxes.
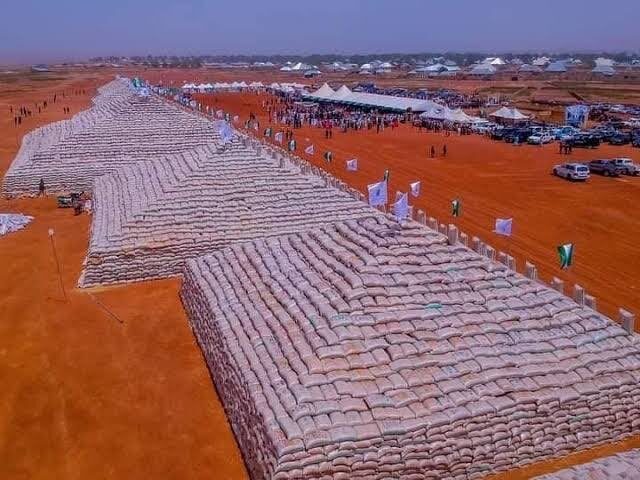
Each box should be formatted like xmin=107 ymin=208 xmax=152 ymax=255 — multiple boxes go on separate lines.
xmin=608 ymin=132 xmax=632 ymax=145
xmin=504 ymin=129 xmax=531 ymax=144
xmin=553 ymin=163 xmax=590 ymax=181
xmin=585 ymin=159 xmax=623 ymax=177
xmin=527 ymin=133 xmax=554 ymax=145
xmin=610 ymin=158 xmax=640 ymax=176
xmin=568 ymin=134 xmax=600 ymax=148
xmin=552 ymin=125 xmax=581 ymax=140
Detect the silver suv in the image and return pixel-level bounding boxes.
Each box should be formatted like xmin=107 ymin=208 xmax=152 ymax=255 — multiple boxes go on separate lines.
xmin=553 ymin=163 xmax=590 ymax=181
xmin=610 ymin=158 xmax=640 ymax=176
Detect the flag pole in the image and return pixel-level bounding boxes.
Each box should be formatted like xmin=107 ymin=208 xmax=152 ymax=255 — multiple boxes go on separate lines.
xmin=48 ymin=228 xmax=67 ymax=301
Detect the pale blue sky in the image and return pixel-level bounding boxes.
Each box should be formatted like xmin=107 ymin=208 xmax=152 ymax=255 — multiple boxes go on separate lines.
xmin=1 ymin=0 xmax=638 ymax=63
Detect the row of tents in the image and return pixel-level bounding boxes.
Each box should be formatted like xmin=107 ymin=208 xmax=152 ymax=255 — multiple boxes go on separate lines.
xmin=304 ymin=84 xmax=531 ymax=124
xmin=303 ymin=84 xmax=492 ymax=123
xmin=181 ymin=81 xmax=308 ymax=93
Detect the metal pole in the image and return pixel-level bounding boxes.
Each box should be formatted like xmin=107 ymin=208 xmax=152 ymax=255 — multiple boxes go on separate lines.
xmin=48 ymin=228 xmax=67 ymax=301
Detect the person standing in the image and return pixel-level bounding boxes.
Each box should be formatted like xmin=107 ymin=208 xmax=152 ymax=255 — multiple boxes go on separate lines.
xmin=443 ymin=144 xmax=447 ymax=157
xmin=430 ymin=146 xmax=435 ymax=158
xmin=38 ymin=178 xmax=46 ymax=196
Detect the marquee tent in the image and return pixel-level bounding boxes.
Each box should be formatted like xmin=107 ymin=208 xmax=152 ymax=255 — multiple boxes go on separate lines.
xmin=303 ymin=84 xmax=439 ymax=112
xmin=490 ymin=106 xmax=529 ymax=121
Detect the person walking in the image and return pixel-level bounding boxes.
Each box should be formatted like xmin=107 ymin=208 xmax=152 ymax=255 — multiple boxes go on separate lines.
xmin=38 ymin=178 xmax=46 ymax=196
xmin=430 ymin=146 xmax=436 ymax=158
xmin=443 ymin=144 xmax=447 ymax=157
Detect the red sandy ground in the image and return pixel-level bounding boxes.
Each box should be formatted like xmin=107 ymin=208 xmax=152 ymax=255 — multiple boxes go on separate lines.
xmin=1 ymin=69 xmax=640 ymax=480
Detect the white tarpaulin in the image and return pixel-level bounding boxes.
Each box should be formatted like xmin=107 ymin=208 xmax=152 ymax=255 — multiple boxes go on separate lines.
xmin=0 ymin=213 xmax=33 ymax=236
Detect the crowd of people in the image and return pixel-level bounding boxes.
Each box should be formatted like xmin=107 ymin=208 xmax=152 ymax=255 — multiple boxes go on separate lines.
xmin=263 ymin=97 xmax=408 ymax=137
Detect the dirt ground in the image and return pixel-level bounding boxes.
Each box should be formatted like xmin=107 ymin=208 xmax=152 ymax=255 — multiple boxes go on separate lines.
xmin=1 ymin=69 xmax=640 ymax=479
xmin=0 ymin=72 xmax=247 ymax=480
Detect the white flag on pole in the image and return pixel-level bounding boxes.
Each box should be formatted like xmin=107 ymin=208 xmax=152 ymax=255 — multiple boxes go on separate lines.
xmin=215 ymin=110 xmax=223 ymax=119
xmin=233 ymin=115 xmax=239 ymax=123
xmin=494 ymin=218 xmax=513 ymax=236
xmin=274 ymin=132 xmax=283 ymax=144
xmin=305 ymin=144 xmax=314 ymax=155
xmin=368 ymin=180 xmax=388 ymax=207
xmin=393 ymin=192 xmax=409 ymax=221
xmin=346 ymin=158 xmax=358 ymax=171
xmin=410 ymin=181 xmax=421 ymax=197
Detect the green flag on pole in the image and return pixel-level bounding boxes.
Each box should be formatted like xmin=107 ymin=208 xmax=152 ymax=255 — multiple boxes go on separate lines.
xmin=288 ymin=139 xmax=296 ymax=152
xmin=557 ymin=243 xmax=574 ymax=269
xmin=451 ymin=199 xmax=461 ymax=217
xmin=264 ymin=127 xmax=272 ymax=138
xmin=324 ymin=151 xmax=333 ymax=163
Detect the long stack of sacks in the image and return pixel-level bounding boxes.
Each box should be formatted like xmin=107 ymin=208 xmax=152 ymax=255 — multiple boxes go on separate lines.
xmin=534 ymin=449 xmax=640 ymax=479
xmin=2 ymin=78 xmax=218 ymax=196
xmin=182 ymin=215 xmax=640 ymax=480
xmin=79 ymin=141 xmax=375 ymax=287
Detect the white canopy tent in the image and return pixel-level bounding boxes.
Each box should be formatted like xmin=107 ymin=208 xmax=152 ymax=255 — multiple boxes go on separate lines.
xmin=490 ymin=107 xmax=529 ymax=122
xmin=303 ymin=84 xmax=439 ymax=112
xmin=419 ymin=106 xmax=478 ymax=123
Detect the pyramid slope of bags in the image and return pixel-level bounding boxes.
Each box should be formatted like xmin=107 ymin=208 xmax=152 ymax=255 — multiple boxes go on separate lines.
xmin=182 ymin=214 xmax=640 ymax=480
xmin=534 ymin=449 xmax=640 ymax=479
xmin=80 ymin=141 xmax=376 ymax=287
xmin=3 ymin=78 xmax=218 ymax=197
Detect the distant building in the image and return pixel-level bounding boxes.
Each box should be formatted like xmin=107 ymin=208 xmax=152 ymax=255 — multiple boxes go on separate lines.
xmin=592 ymin=65 xmax=616 ymax=76
xmin=469 ymin=64 xmax=497 ymax=76
xmin=545 ymin=61 xmax=568 ymax=73
xmin=31 ymin=64 xmax=50 ymax=72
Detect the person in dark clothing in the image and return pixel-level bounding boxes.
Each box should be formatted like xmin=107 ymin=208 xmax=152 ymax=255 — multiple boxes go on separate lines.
xmin=443 ymin=144 xmax=447 ymax=157
xmin=38 ymin=179 xmax=45 ymax=196
xmin=430 ymin=146 xmax=436 ymax=158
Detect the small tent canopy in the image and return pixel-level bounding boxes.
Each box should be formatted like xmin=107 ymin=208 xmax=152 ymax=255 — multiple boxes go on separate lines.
xmin=332 ymin=85 xmax=352 ymax=100
xmin=309 ymin=83 xmax=336 ymax=100
xmin=269 ymin=82 xmax=280 ymax=89
xmin=249 ymin=81 xmax=264 ymax=88
xmin=490 ymin=106 xmax=529 ymax=121
xmin=444 ymin=108 xmax=475 ymax=123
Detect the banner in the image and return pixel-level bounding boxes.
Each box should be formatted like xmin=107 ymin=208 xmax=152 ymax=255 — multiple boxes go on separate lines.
xmin=565 ymin=105 xmax=590 ymax=128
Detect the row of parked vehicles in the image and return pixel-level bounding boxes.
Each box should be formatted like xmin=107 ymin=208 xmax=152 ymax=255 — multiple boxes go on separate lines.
xmin=485 ymin=122 xmax=640 ymax=148
xmin=553 ymin=158 xmax=640 ymax=181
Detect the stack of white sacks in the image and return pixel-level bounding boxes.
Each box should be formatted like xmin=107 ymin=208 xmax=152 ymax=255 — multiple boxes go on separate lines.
xmin=182 ymin=215 xmax=640 ymax=480
xmin=79 ymin=139 xmax=374 ymax=287
xmin=2 ymin=78 xmax=217 ymax=197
